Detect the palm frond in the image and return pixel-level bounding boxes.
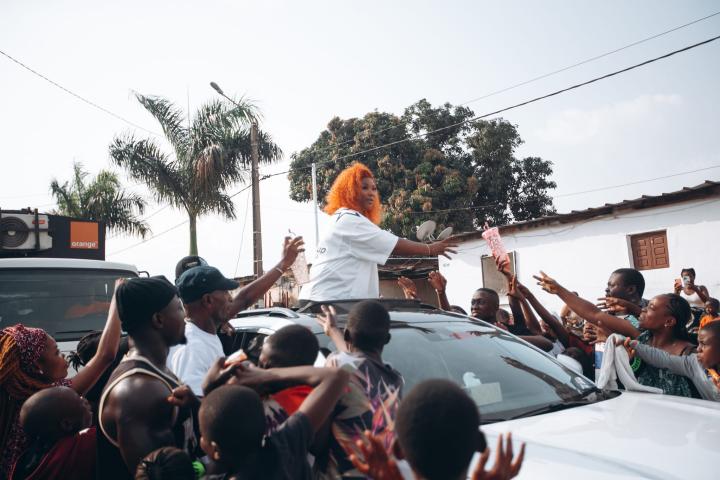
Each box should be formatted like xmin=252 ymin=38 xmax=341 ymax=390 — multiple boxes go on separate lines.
xmin=198 ymin=192 xmax=236 ymax=220
xmin=134 ymin=92 xmax=189 ymax=156
xmin=109 ymin=134 xmax=189 ymax=212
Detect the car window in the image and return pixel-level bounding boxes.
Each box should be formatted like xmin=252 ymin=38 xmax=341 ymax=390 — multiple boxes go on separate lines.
xmin=318 ymin=319 xmax=597 ymax=421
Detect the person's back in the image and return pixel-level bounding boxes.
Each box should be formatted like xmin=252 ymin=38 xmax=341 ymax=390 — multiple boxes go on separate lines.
xmin=323 ymin=301 xmax=404 ymax=478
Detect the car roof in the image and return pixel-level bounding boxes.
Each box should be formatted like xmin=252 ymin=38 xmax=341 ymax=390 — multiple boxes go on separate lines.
xmin=230 ymin=299 xmax=478 ymax=334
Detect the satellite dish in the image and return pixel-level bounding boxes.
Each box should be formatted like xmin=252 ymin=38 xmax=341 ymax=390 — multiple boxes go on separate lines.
xmin=415 ymin=220 xmax=437 ymax=241
xmin=436 ymin=227 xmax=453 ymax=241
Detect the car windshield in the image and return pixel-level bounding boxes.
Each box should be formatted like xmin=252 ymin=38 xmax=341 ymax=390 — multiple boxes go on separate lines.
xmin=0 ymin=268 xmax=136 ymax=341
xmin=318 ymin=312 xmax=600 ymax=422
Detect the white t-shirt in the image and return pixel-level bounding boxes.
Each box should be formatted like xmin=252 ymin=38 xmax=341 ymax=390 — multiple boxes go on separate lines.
xmin=167 ymin=321 xmax=224 ymax=395
xmin=299 ymin=208 xmax=399 ymax=301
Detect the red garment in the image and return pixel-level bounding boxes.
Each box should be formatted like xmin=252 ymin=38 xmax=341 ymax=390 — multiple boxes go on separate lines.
xmin=24 ymin=427 xmax=97 ymax=480
xmin=271 ymin=386 xmax=313 ymax=415
xmin=568 ymin=334 xmax=593 ymax=356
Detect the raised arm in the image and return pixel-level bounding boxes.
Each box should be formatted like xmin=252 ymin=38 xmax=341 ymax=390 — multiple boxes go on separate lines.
xmin=626 ymin=339 xmax=697 ymax=377
xmin=70 ymin=279 xmax=123 ymax=395
xmin=519 ymin=283 xmax=570 ymax=347
xmin=392 ymin=238 xmax=457 ymax=259
xmin=535 ymin=272 xmax=640 ymax=339
xmin=230 ymin=365 xmax=349 ymax=433
xmin=228 ymin=236 xmax=304 ymax=316
xmin=316 ymin=305 xmax=348 ymax=352
xmin=428 ymin=271 xmax=451 ymax=310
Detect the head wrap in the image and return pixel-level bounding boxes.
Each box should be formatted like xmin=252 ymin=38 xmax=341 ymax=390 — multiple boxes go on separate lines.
xmin=116 ymin=277 xmax=178 ymax=334
xmin=0 ymin=324 xmax=55 ymax=475
xmin=2 ymin=325 xmax=47 ymax=375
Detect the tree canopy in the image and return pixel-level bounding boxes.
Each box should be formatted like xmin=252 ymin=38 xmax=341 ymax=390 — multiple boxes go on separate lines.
xmin=110 ymin=92 xmax=281 ymax=254
xmin=289 ymin=99 xmax=556 ymax=238
xmin=50 ymin=162 xmax=149 ymax=237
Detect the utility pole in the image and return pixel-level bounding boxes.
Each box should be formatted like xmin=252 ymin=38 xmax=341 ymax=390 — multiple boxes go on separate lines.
xmin=311 ymin=162 xmax=319 ymax=246
xmin=251 ymin=122 xmax=263 ymax=278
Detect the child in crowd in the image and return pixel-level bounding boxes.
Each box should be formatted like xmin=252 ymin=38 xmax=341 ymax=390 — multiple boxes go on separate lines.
xmin=318 ymin=300 xmax=404 ymax=479
xmin=349 ymin=379 xmax=525 ymax=480
xmin=13 ymin=386 xmax=95 ymax=480
xmin=134 ymin=447 xmax=197 ymax=480
xmin=619 ymin=321 xmax=720 ymax=401
xmin=259 ymin=325 xmax=319 ymax=415
xmin=699 ymin=298 xmax=720 ymax=329
xmin=199 ymin=364 xmax=349 ymax=479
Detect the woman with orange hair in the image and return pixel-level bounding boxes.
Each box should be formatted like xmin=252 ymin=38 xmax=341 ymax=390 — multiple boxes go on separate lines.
xmin=0 ymin=282 xmax=123 ymax=478
xmin=299 ymin=162 xmax=457 ymax=301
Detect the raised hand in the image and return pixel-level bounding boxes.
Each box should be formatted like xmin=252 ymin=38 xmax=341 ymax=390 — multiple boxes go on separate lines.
xmin=348 ymin=431 xmax=404 ymax=480
xmin=673 ymin=278 xmax=682 ymax=294
xmin=202 ymin=357 xmax=244 ymax=395
xmin=279 ymin=236 xmax=305 ymax=270
xmin=428 ymin=270 xmax=447 ymax=292
xmin=397 ymin=276 xmax=419 ymax=300
xmin=506 ymin=275 xmax=521 ymax=299
xmin=583 ymin=322 xmax=598 ymax=344
xmin=471 ymin=433 xmax=525 ymax=480
xmin=167 ymin=385 xmax=200 ymax=409
xmin=430 ymin=239 xmax=459 ymax=259
xmin=316 ymin=305 xmax=339 ymax=336
xmin=533 ymin=271 xmax=560 ymax=295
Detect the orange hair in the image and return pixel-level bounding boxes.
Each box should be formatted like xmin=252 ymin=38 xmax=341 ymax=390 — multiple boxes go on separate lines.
xmin=324 ymin=162 xmax=382 ymax=225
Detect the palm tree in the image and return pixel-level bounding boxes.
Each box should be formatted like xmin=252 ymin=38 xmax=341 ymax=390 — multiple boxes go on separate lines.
xmin=109 ymin=92 xmax=281 ymax=255
xmin=50 ymin=162 xmax=150 ymax=237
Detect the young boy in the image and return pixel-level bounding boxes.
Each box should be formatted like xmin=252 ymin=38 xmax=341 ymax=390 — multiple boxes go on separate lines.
xmin=621 ymin=320 xmax=720 ymax=401
xmin=198 ymin=365 xmax=349 ymax=479
xmin=699 ymin=298 xmax=720 ymax=329
xmin=259 ymin=325 xmax=320 ymax=415
xmin=14 ymin=386 xmax=95 ymax=480
xmin=320 ymin=300 xmax=404 ymax=478
xmin=350 ymin=379 xmax=525 ymax=480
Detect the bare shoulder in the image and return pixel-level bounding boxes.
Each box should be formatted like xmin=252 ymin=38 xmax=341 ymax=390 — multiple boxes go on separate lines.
xmin=107 ymin=374 xmax=174 ymax=421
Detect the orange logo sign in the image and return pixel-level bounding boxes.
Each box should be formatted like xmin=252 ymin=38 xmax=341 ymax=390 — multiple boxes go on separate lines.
xmin=70 ymin=221 xmax=99 ymax=249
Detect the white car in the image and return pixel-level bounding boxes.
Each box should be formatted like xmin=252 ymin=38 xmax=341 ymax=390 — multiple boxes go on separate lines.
xmin=227 ymin=299 xmax=719 ymax=479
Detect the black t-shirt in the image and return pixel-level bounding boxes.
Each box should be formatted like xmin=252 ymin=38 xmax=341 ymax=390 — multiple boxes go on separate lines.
xmin=218 ymin=412 xmax=313 ymax=480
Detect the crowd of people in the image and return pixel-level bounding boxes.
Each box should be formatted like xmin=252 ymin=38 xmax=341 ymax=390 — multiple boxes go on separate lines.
xmin=0 ymin=161 xmax=718 ymax=480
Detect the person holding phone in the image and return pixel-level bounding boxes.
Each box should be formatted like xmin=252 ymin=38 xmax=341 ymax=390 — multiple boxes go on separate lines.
xmin=674 ymin=267 xmax=710 ymax=332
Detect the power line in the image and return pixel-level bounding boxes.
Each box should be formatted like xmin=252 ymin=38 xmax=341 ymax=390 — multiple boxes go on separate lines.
xmin=263 ymin=33 xmax=720 ymax=182
xmin=106 ymin=183 xmax=254 ymax=256
xmin=233 ymin=188 xmax=252 ymax=277
xmin=268 ymin=10 xmax=720 ymax=171
xmin=404 ymin=163 xmax=720 ymax=215
xmin=0 ymin=49 xmax=161 ymax=137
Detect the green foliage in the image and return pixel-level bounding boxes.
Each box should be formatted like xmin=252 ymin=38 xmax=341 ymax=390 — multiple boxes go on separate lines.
xmin=50 ymin=162 xmax=149 ymax=237
xmin=110 ymin=92 xmax=281 ymax=254
xmin=289 ymin=99 xmax=556 ymax=237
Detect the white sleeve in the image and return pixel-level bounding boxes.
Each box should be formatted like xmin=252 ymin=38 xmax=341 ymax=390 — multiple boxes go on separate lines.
xmin=343 ymin=216 xmax=398 ymax=265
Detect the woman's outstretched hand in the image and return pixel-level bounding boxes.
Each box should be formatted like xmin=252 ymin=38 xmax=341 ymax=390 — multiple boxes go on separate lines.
xmin=430 ymin=239 xmax=459 ymax=259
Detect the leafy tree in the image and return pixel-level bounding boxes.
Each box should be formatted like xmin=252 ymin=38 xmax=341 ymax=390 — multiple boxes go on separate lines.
xmin=110 ymin=93 xmax=281 ymax=254
xmin=50 ymin=162 xmax=149 ymax=237
xmin=289 ymin=99 xmax=555 ymax=237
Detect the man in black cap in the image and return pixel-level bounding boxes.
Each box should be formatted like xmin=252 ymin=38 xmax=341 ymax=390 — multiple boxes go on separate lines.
xmin=174 ymin=255 xmax=208 ymax=281
xmin=169 ymin=265 xmax=243 ymax=395
xmin=97 ymin=277 xmax=198 ymax=479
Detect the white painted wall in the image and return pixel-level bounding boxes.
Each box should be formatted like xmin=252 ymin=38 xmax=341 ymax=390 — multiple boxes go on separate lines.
xmin=440 ymin=197 xmax=720 ymax=315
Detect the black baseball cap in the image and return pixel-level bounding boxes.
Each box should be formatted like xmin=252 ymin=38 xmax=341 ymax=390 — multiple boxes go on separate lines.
xmin=175 ymin=265 xmax=240 ymax=303
xmin=175 ymin=255 xmax=208 ymax=280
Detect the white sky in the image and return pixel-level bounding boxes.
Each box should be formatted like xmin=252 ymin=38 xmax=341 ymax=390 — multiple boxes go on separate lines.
xmin=1 ymin=0 xmax=719 ymax=280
